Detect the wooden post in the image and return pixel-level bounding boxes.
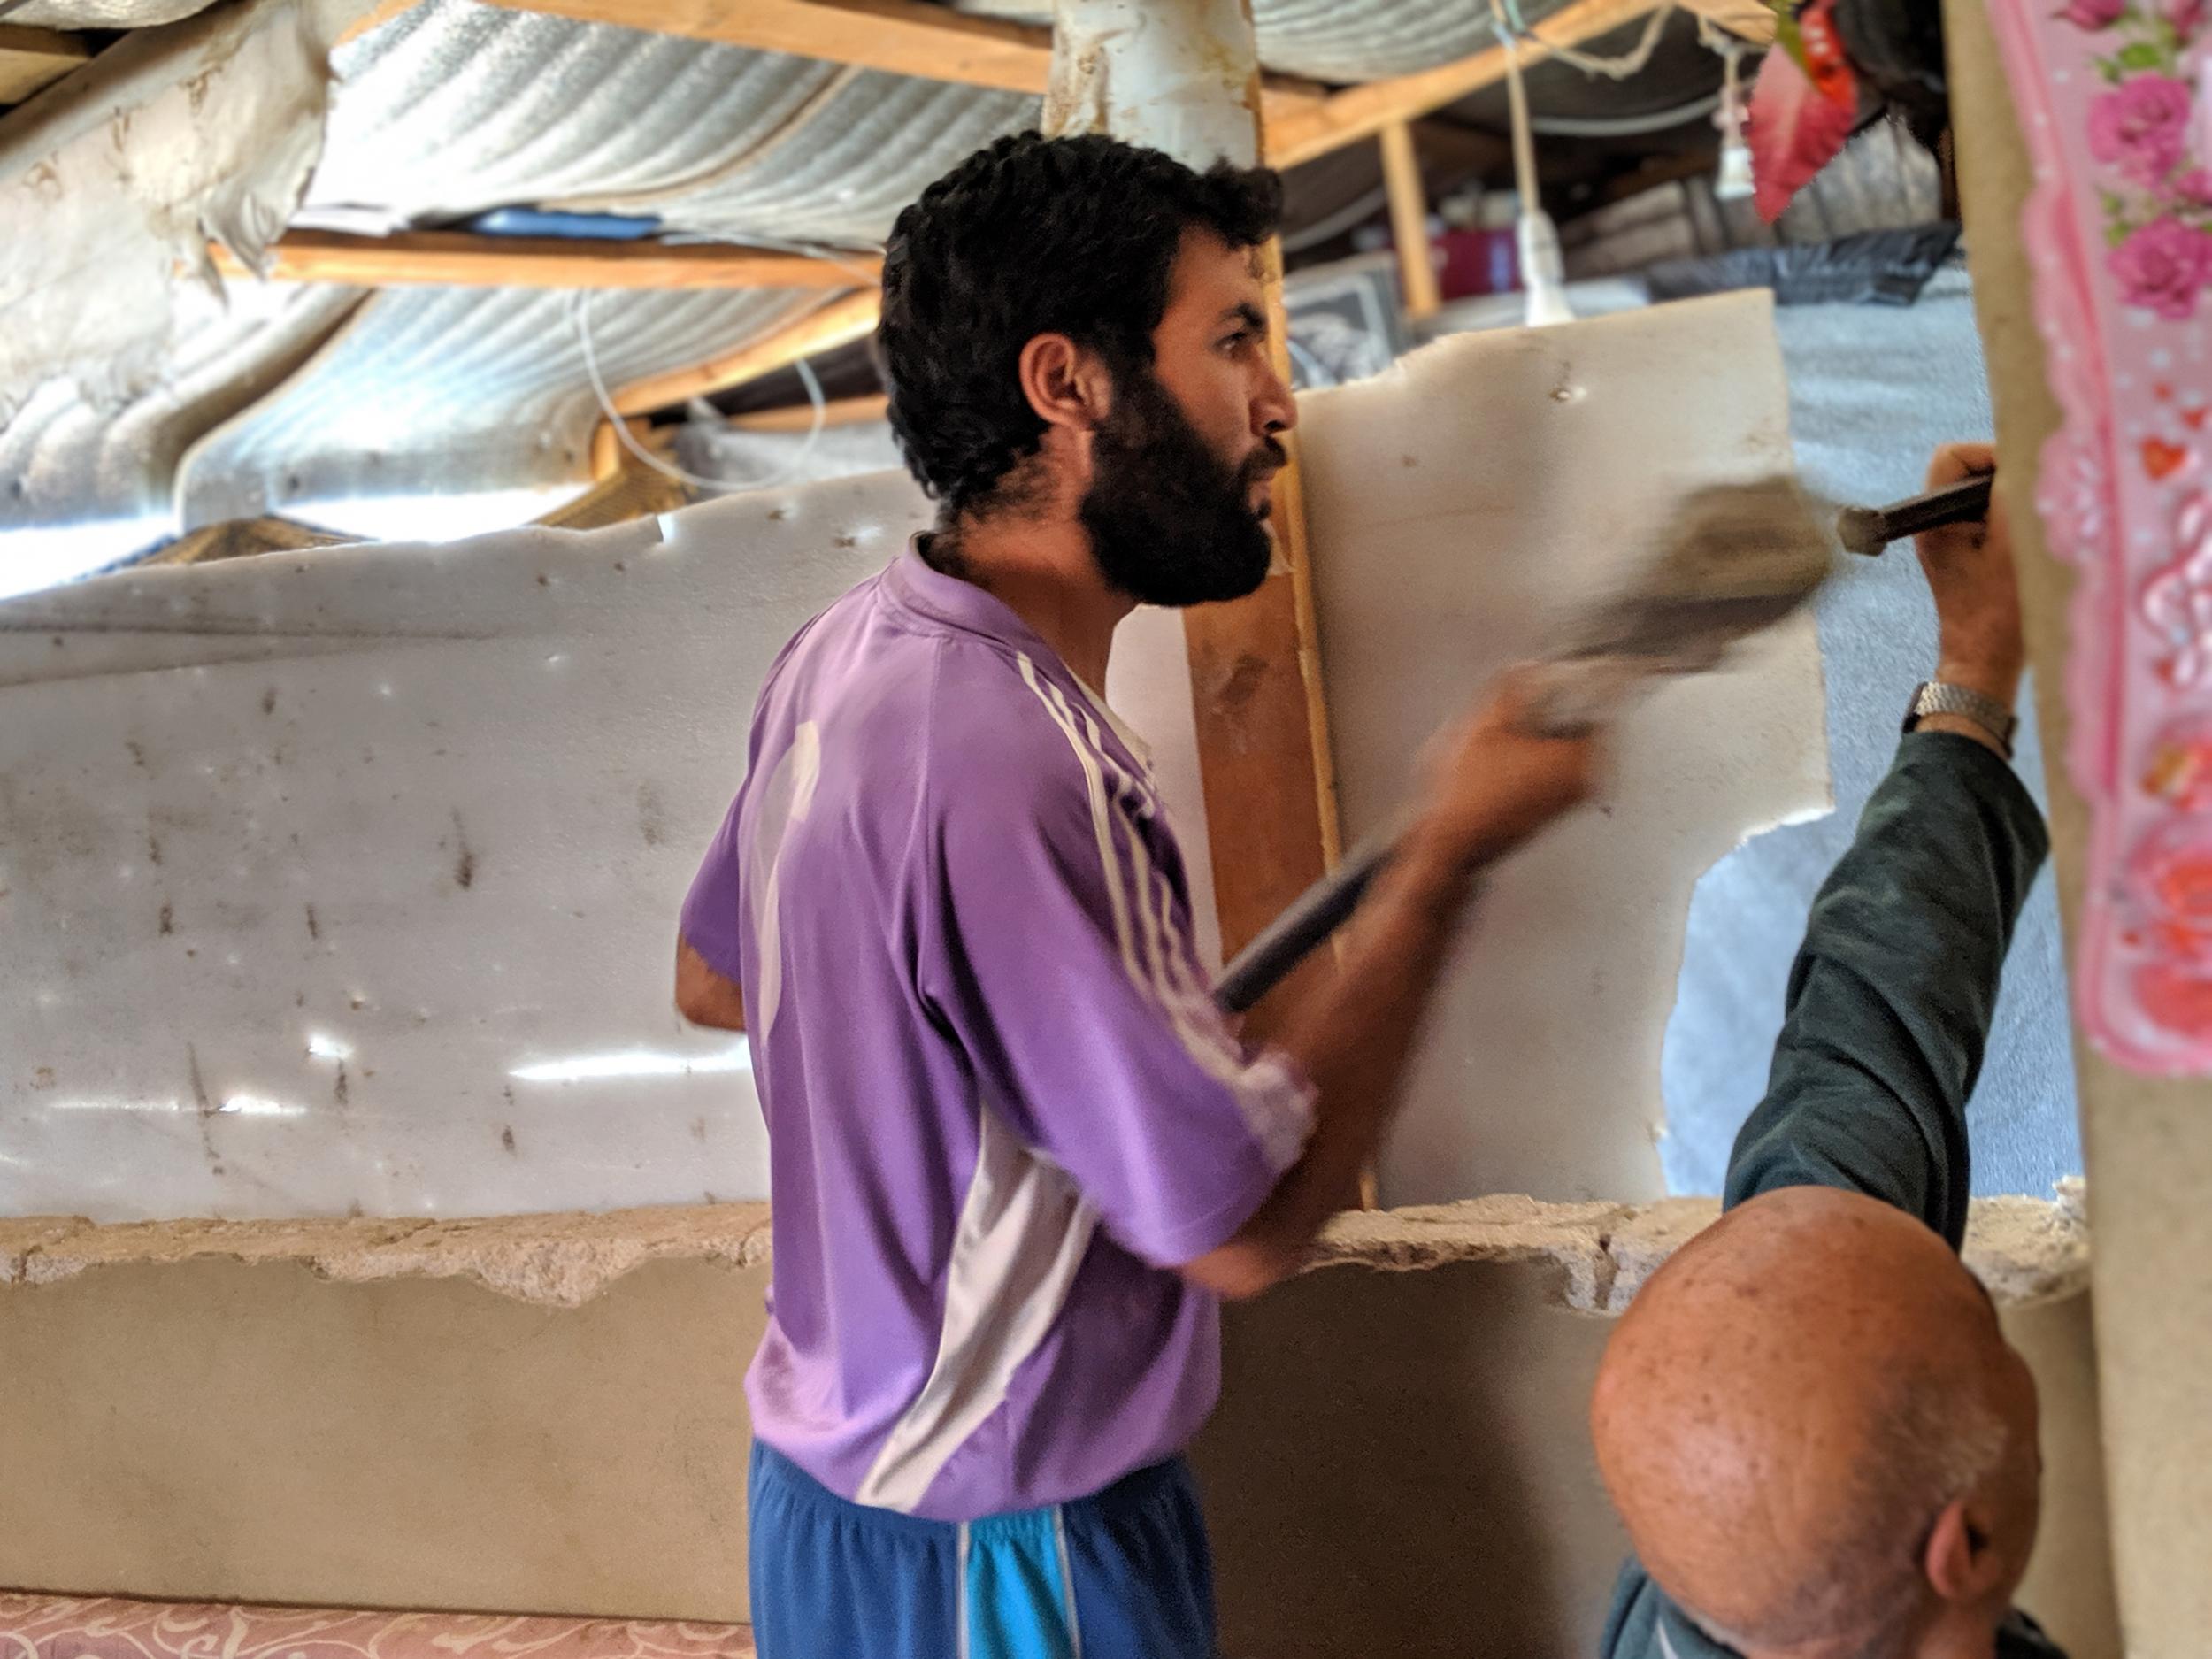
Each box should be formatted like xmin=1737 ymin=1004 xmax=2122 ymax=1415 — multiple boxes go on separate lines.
xmin=1379 ymin=120 xmax=1441 ymax=322
xmin=1044 ymin=0 xmax=1342 ymax=959
xmin=1046 ymin=0 xmax=1356 ymax=1197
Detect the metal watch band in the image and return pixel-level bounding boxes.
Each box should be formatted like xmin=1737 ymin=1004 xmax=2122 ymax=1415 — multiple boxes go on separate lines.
xmin=1902 ymin=680 xmax=2016 ymax=757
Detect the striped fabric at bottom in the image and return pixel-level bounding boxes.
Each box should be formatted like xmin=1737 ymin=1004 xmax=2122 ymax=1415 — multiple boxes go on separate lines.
xmin=958 ymin=1506 xmax=1080 ymax=1659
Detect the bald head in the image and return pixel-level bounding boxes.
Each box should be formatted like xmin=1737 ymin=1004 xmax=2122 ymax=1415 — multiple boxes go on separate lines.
xmin=1591 ymin=1187 xmax=2040 ymax=1655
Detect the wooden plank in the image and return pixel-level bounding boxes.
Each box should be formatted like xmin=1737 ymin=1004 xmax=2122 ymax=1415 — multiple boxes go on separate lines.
xmin=1265 ymin=0 xmax=1668 ymax=168
xmin=608 ymin=288 xmax=881 ymax=416
xmin=436 ymin=0 xmax=1330 ymax=127
xmin=208 ymin=230 xmax=876 ymax=291
xmin=483 ymin=0 xmax=1053 ymax=91
xmin=1677 ymin=0 xmax=1778 ymax=43
xmin=1378 ymin=120 xmax=1440 ymax=322
xmin=0 ymin=22 xmax=89 ymax=104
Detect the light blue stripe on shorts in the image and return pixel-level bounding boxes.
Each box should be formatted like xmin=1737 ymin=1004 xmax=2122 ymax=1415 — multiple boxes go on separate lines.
xmin=748 ymin=1440 xmax=1215 ymax=1659
xmin=959 ymin=1508 xmax=1079 ymax=1659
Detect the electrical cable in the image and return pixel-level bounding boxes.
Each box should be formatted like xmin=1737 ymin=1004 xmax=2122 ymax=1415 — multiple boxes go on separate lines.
xmin=1527 ymin=89 xmax=1722 ymax=137
xmin=1500 ymin=0 xmax=1678 ymax=81
xmin=571 ymin=231 xmax=863 ymax=494
xmin=1490 ymin=0 xmax=1575 ymax=326
xmin=1281 ymin=181 xmax=1394 ymax=254
xmin=573 ymin=290 xmax=832 ymax=494
xmin=1285 ymin=336 xmax=1338 ymax=388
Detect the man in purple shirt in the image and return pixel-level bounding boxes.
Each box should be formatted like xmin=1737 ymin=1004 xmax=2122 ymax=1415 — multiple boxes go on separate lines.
xmin=677 ymin=132 xmax=1596 ymax=1659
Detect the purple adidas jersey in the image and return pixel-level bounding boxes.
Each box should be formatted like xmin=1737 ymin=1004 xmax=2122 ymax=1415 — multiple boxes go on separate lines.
xmin=682 ymin=544 xmax=1314 ymax=1523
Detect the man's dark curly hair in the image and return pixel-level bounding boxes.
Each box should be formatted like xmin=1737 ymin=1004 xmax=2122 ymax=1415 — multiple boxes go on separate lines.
xmin=878 ymin=132 xmax=1282 ymax=516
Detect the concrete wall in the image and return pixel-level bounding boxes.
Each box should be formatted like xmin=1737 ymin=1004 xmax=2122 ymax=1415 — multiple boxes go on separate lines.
xmin=0 ymin=1200 xmax=2118 ymax=1658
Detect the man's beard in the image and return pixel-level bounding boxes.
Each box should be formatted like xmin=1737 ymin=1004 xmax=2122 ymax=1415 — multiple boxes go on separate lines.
xmin=1079 ymin=364 xmax=1285 ymax=609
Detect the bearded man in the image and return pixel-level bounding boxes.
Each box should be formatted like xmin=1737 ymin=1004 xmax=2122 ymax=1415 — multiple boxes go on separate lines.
xmin=676 ymin=132 xmax=1597 ymax=1659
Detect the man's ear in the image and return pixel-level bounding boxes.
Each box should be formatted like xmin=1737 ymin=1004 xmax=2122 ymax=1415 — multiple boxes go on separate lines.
xmin=1922 ymin=1496 xmax=2008 ymax=1605
xmin=1017 ymin=333 xmax=1115 ymax=435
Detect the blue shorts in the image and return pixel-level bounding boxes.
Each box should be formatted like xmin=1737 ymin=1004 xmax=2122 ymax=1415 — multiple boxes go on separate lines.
xmin=748 ymin=1441 xmax=1217 ymax=1659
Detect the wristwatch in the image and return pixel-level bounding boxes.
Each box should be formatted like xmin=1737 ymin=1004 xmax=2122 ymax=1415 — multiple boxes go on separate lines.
xmin=1902 ymin=680 xmax=2016 ymax=758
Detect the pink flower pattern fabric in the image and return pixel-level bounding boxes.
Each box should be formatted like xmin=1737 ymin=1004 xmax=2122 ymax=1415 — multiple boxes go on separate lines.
xmin=2089 ymin=73 xmax=2196 ymax=182
xmin=1993 ymin=0 xmax=2212 ymax=1071
xmin=0 ymin=1593 xmax=756 ymax=1659
xmin=2062 ymin=0 xmax=2129 ymax=27
xmin=2111 ymin=215 xmax=2212 ymax=318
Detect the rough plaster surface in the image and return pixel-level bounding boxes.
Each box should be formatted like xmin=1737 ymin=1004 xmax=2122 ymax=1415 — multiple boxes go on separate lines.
xmin=1298 ymin=290 xmax=1832 ymax=1206
xmin=1947 ymin=5 xmax=2212 ymax=1652
xmin=0 ymin=1198 xmax=2114 ymax=1658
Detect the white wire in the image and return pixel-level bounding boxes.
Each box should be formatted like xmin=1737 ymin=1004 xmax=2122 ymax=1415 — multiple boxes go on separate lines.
xmin=1499 ymin=0 xmax=1678 ymax=81
xmin=1529 ymin=90 xmax=1722 ymax=137
xmin=1285 ymin=336 xmax=1338 ymax=388
xmin=1493 ymin=0 xmax=1541 ymax=211
xmin=570 ymin=232 xmax=865 ymax=495
xmin=573 ymin=294 xmax=831 ymax=495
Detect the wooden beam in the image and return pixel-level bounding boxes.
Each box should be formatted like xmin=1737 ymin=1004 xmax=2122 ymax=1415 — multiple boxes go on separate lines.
xmin=0 ymin=23 xmax=89 ymax=104
xmin=608 ymin=288 xmax=881 ymax=416
xmin=1265 ymin=0 xmax=1670 ymax=168
xmin=486 ymin=0 xmax=1054 ymax=91
xmin=1378 ymin=120 xmax=1440 ymax=322
xmin=1676 ymin=0 xmax=1777 ymax=44
xmin=208 ymin=230 xmax=878 ymax=290
xmin=447 ymin=0 xmax=1328 ymax=128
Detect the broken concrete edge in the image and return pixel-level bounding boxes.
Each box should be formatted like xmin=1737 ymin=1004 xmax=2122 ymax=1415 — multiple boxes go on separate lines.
xmin=0 ymin=1203 xmax=773 ymax=1309
xmin=0 ymin=1182 xmax=2086 ymax=1312
xmin=1309 ymin=1180 xmax=2091 ymax=1314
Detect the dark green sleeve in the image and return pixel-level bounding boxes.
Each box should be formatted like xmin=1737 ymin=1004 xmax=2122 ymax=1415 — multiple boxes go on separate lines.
xmin=1722 ymin=732 xmax=2051 ymax=1249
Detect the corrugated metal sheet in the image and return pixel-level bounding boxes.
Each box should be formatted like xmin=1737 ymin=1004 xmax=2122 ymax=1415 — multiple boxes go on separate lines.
xmin=0 ymin=0 xmax=1691 ymax=578
xmin=308 ymin=3 xmax=842 ymax=226
xmin=307 ymin=0 xmax=1035 ymax=245
xmin=177 ymin=284 xmax=822 ymax=525
xmin=0 ymin=280 xmax=362 ymax=534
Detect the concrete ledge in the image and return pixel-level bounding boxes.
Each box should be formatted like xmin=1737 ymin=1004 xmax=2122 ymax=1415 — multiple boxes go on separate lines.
xmin=0 ymin=1202 xmax=773 ymax=1306
xmin=1310 ymin=1186 xmax=2090 ymax=1310
xmin=0 ymin=1194 xmax=2110 ymax=1656
xmin=1 ymin=1187 xmax=2085 ymax=1310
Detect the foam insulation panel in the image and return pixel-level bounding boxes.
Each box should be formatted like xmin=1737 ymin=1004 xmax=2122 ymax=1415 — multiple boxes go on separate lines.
xmin=1297 ymin=289 xmax=1831 ymax=1205
xmin=0 ymin=480 xmax=1210 ymax=1220
xmin=0 ymin=1198 xmax=2116 ymax=1657
xmin=0 ymin=295 xmax=1827 ymax=1218
xmin=0 ymin=0 xmax=343 ymax=425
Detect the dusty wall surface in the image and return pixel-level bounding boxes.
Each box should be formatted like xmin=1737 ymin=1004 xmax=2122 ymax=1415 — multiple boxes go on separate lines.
xmin=0 ymin=1200 xmax=2116 ymax=1658
xmin=0 ymin=1207 xmax=772 ymax=1620
xmin=1299 ymin=293 xmax=1829 ymax=1208
xmin=1947 ymin=5 xmax=2212 ymax=1653
xmin=0 ymin=303 xmax=1828 ymax=1222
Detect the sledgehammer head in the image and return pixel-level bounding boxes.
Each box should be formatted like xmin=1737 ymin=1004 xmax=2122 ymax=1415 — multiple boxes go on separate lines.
xmin=1529 ymin=475 xmax=1832 ymax=733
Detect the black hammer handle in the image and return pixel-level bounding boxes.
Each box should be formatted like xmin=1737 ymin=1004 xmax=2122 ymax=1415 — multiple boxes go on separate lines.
xmin=1834 ymin=472 xmax=1994 ymax=557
